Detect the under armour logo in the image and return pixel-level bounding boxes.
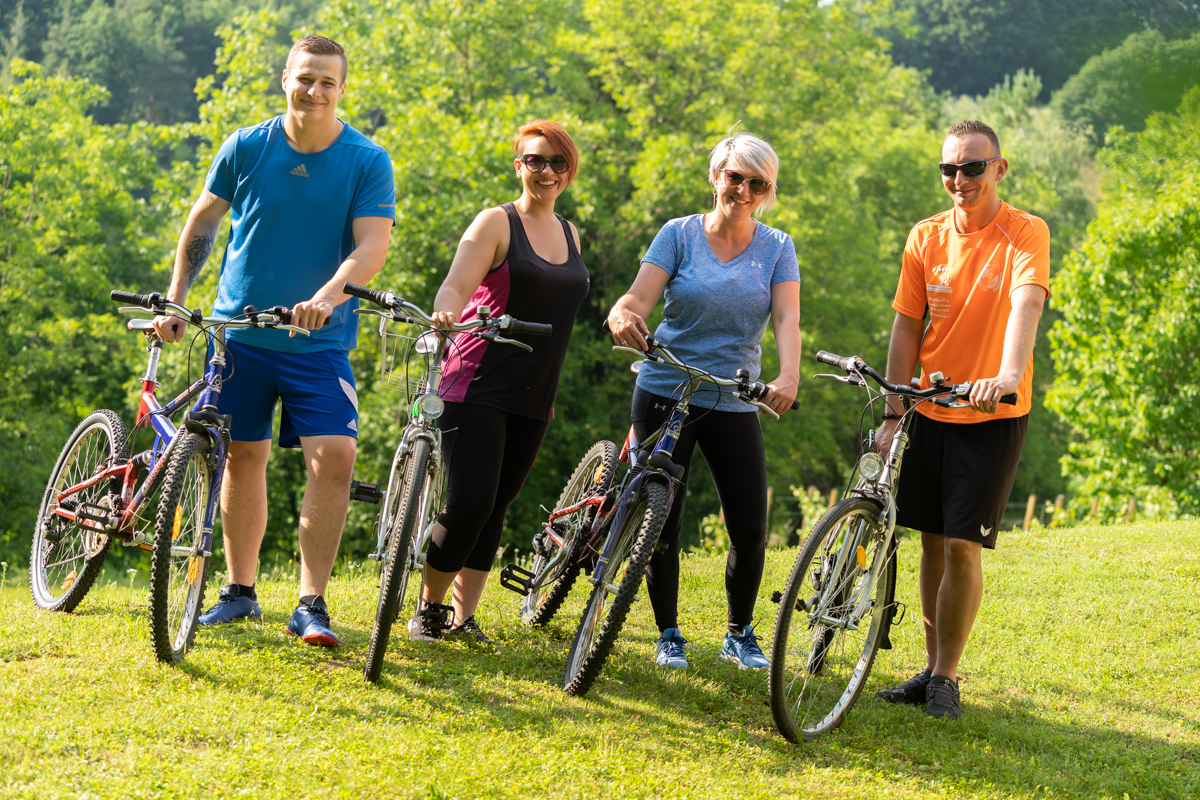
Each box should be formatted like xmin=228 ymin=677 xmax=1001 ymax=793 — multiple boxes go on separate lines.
xmin=290 ymin=164 xmax=310 ymax=177
xmin=654 ymin=403 xmax=668 ymax=410
xmin=347 ymin=419 xmax=358 ymax=431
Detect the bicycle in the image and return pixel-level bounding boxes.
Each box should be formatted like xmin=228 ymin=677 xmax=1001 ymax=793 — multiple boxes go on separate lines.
xmin=553 ymin=333 xmax=799 ymax=697
xmin=30 ymin=290 xmax=308 ymax=664
xmin=341 ymin=281 xmax=552 ymax=683
xmin=767 ymin=350 xmax=1015 ymax=742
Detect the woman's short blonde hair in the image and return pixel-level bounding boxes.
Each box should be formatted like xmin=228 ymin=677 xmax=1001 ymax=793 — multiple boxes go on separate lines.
xmin=707 ymin=132 xmax=779 ymax=215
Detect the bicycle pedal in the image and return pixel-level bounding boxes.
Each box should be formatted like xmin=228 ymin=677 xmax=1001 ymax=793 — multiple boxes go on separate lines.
xmin=349 ymin=480 xmax=383 ymax=504
xmin=499 ymin=563 xmax=536 ymax=596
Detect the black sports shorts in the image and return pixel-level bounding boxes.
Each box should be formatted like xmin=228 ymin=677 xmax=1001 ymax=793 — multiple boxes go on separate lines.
xmin=893 ymin=412 xmax=1028 ymax=549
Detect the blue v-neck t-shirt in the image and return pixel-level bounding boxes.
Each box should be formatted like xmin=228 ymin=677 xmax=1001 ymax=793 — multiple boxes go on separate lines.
xmin=636 ymin=214 xmax=800 ymax=411
xmin=205 ymin=116 xmax=395 ymax=353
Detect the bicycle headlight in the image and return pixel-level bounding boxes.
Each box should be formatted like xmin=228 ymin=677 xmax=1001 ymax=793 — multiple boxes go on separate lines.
xmin=415 ymin=393 xmax=444 ymax=419
xmin=857 ymin=452 xmax=884 ymax=482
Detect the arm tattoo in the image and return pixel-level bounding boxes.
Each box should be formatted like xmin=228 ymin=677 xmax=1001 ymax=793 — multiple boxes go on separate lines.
xmin=183 ymin=232 xmax=215 ymax=287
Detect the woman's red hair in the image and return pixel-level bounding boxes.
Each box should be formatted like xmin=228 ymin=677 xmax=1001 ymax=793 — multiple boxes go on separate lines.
xmin=512 ymin=120 xmax=580 ymax=188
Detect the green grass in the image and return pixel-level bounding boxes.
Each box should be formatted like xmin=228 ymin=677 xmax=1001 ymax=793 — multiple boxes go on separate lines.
xmin=2 ymin=522 xmax=1198 ymax=798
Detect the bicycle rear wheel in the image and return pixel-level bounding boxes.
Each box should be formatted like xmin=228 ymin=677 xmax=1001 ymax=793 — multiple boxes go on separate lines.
xmin=522 ymin=440 xmax=619 ymax=626
xmin=364 ymin=436 xmax=431 ymax=683
xmin=769 ymin=496 xmax=897 ymax=742
xmin=30 ymin=410 xmax=128 ymax=612
xmin=149 ymin=432 xmax=212 ymax=664
xmin=562 ymin=479 xmax=669 ymax=697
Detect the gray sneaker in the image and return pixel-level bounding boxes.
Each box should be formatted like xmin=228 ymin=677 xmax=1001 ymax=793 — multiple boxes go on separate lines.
xmin=447 ymin=615 xmax=494 ymax=646
xmin=876 ymin=668 xmax=932 ymax=706
xmin=655 ymin=628 xmax=689 ymax=668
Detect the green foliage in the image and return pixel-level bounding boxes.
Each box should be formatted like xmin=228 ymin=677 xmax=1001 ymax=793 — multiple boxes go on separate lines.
xmin=1052 ymin=30 xmax=1200 ymax=145
xmin=885 ymin=0 xmax=1200 ymax=98
xmin=1047 ymin=88 xmax=1200 ymax=513
xmin=0 ymin=60 xmax=177 ymax=559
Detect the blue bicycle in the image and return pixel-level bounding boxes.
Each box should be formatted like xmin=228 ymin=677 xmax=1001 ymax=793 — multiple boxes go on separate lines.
xmin=29 ymin=289 xmax=307 ymax=664
xmin=558 ymin=334 xmax=798 ymax=696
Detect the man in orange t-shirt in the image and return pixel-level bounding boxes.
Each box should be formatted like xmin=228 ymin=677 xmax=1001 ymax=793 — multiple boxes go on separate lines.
xmin=873 ymin=120 xmax=1050 ymax=721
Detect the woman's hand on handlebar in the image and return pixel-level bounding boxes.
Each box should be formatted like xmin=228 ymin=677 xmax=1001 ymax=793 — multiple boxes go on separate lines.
xmin=607 ymin=305 xmax=650 ymax=351
xmin=763 ymin=374 xmax=799 ymax=416
xmin=969 ymin=372 xmax=1020 ymax=415
xmin=430 ymin=309 xmax=458 ymax=339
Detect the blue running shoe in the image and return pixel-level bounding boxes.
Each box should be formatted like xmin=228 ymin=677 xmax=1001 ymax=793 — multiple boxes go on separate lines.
xmin=287 ymin=599 xmax=339 ymax=648
xmin=656 ymin=627 xmax=689 ymax=669
xmin=197 ymin=584 xmax=262 ymax=626
xmin=721 ymin=624 xmax=769 ymax=670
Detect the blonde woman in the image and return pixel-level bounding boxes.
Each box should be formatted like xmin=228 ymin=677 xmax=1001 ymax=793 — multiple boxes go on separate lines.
xmin=607 ymin=132 xmax=800 ymax=669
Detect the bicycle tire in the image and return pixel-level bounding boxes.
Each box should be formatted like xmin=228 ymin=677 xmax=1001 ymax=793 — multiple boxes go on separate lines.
xmin=769 ymin=496 xmax=897 ymax=742
xmin=30 ymin=410 xmax=128 ymax=612
xmin=562 ymin=479 xmax=669 ymax=697
xmin=364 ymin=436 xmax=431 ymax=683
xmin=522 ymin=440 xmax=619 ymax=626
xmin=149 ymin=432 xmax=213 ymax=664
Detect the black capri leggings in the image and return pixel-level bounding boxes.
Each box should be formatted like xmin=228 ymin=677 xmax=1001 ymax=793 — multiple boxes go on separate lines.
xmin=425 ymin=402 xmax=550 ymax=574
xmin=631 ymin=388 xmax=768 ymax=632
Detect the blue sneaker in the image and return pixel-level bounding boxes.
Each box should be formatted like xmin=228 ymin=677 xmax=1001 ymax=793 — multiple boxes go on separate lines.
xmin=655 ymin=628 xmax=689 ymax=668
xmin=287 ymin=600 xmax=339 ymax=648
xmin=721 ymin=624 xmax=769 ymax=670
xmin=197 ymin=584 xmax=262 ymax=625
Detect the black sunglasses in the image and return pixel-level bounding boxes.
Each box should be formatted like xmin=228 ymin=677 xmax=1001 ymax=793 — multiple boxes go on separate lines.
xmin=722 ymin=169 xmax=770 ymax=196
xmin=939 ymin=158 xmax=1000 ymax=178
xmin=517 ymin=154 xmax=570 ymax=175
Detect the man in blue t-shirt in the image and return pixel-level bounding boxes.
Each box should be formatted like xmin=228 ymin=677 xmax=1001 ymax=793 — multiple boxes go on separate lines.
xmin=152 ymin=35 xmax=395 ymax=648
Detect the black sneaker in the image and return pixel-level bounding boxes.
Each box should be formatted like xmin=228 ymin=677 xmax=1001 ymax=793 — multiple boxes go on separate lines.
xmin=447 ymin=615 xmax=494 ymax=646
xmin=925 ymin=675 xmax=961 ymax=720
xmin=875 ymin=668 xmax=932 ymax=705
xmin=408 ymin=601 xmax=453 ymax=642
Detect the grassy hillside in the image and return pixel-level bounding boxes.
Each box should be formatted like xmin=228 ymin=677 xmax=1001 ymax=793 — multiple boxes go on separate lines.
xmin=2 ymin=522 xmax=1198 ymax=798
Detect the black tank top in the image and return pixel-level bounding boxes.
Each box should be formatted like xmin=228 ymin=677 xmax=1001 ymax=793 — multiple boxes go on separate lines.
xmin=439 ymin=203 xmax=590 ymax=421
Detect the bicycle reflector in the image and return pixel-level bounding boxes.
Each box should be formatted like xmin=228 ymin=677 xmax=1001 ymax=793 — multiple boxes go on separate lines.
xmin=857 ymin=452 xmax=884 ymax=482
xmin=415 ymin=393 xmax=445 ymax=419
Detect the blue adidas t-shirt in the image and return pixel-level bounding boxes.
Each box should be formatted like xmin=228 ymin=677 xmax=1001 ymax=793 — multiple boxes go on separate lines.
xmin=637 ymin=215 xmax=801 ymax=411
xmin=205 ymin=116 xmax=396 ymax=353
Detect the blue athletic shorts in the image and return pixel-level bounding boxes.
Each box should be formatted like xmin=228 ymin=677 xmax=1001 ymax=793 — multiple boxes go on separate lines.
xmin=215 ymin=339 xmax=359 ymax=447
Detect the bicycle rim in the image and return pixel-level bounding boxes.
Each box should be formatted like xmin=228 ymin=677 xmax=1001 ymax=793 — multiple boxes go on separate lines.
xmin=150 ymin=433 xmax=212 ymax=664
xmin=31 ymin=411 xmax=127 ymax=612
xmin=769 ymin=497 xmax=894 ymax=741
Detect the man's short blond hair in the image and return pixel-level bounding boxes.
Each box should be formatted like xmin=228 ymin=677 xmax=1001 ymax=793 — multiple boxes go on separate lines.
xmin=287 ymin=36 xmax=347 ymax=83
xmin=707 ymin=132 xmax=779 ymax=216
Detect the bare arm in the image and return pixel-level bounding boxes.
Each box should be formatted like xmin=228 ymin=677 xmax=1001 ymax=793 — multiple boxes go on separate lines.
xmin=153 ymin=190 xmax=230 ymax=342
xmin=875 ymin=311 xmax=924 ymax=453
xmin=431 ymin=207 xmax=510 ymax=329
xmin=763 ymin=280 xmax=801 ymax=415
xmin=288 ymin=215 xmax=394 ymax=334
xmin=606 ymin=262 xmax=671 ymax=351
xmin=969 ymin=283 xmax=1047 ymax=413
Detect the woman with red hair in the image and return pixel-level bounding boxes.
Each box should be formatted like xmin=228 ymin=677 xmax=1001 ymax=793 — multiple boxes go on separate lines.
xmin=408 ymin=120 xmax=590 ymax=644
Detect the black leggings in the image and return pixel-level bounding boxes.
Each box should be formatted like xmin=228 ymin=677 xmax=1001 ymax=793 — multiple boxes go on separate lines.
xmin=631 ymin=388 xmax=768 ymax=632
xmin=426 ymin=402 xmax=550 ymax=573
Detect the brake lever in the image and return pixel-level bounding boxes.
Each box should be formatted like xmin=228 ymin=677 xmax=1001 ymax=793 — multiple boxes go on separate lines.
xmin=813 ymin=372 xmax=866 ymax=387
xmin=744 ymin=398 xmax=780 ymax=420
xmin=492 ymin=335 xmax=533 ymax=353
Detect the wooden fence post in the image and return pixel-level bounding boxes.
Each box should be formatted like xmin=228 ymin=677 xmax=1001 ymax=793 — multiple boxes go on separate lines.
xmin=1052 ymin=494 xmax=1065 ymax=526
xmin=828 ymin=488 xmax=839 ymax=507
xmin=1126 ymin=496 xmax=1137 ymax=524
xmin=1089 ymin=497 xmax=1099 ymax=519
xmin=1023 ymin=494 xmax=1037 ymax=530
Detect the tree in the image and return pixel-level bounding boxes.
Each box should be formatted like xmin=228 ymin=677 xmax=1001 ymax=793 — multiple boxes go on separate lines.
xmin=885 ymin=0 xmax=1200 ymax=99
xmin=1052 ymin=30 xmax=1200 ymax=145
xmin=0 ymin=60 xmax=177 ymax=560
xmin=1047 ymin=88 xmax=1200 ymax=515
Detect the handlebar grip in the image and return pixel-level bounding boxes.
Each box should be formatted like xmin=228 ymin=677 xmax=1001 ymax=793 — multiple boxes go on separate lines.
xmin=506 ymin=319 xmax=553 ymax=337
xmin=1000 ymin=393 xmax=1018 ymax=405
xmin=110 ymin=289 xmax=162 ymax=309
xmin=790 ymin=398 xmax=800 ymax=411
xmin=342 ymin=282 xmax=394 ymax=308
xmin=269 ymin=307 xmax=330 ymax=327
xmin=815 ymin=350 xmax=858 ymax=371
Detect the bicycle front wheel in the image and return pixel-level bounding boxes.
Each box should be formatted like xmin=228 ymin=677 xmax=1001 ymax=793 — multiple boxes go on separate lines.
xmin=769 ymin=496 xmax=897 ymax=742
xmin=562 ymin=479 xmax=669 ymax=697
xmin=30 ymin=410 xmax=128 ymax=612
xmin=521 ymin=440 xmax=619 ymax=626
xmin=364 ymin=436 xmax=431 ymax=683
xmin=149 ymin=432 xmax=213 ymax=664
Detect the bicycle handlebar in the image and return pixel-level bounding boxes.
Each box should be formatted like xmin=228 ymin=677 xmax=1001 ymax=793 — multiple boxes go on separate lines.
xmin=814 ymin=350 xmax=1017 ymax=407
xmin=110 ymin=289 xmax=165 ymax=309
xmin=343 ymin=281 xmax=551 ymax=340
xmin=110 ymin=290 xmax=310 ymax=336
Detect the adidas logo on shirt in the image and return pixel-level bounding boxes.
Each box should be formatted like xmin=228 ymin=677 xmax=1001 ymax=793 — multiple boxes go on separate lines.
xmin=290 ymin=164 xmax=309 ymax=177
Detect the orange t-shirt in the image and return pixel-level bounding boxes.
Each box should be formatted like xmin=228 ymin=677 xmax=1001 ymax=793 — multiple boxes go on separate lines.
xmin=892 ymin=201 xmax=1050 ymax=424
